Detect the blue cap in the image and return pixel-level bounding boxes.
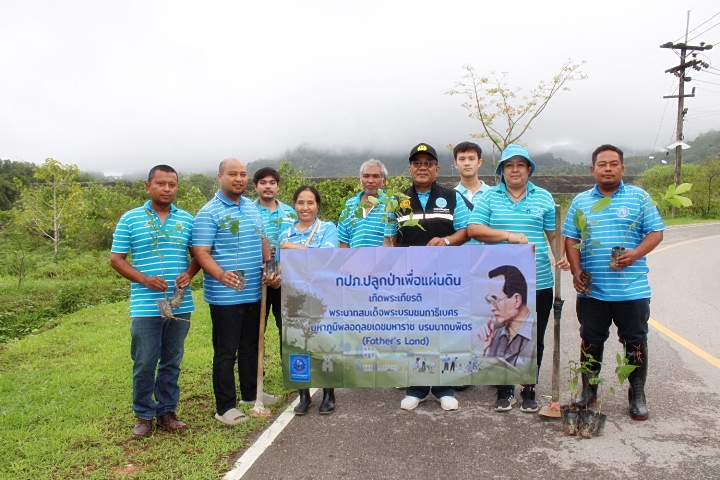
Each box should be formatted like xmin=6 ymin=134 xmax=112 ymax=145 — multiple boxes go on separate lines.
xmin=496 ymin=144 xmax=537 ymax=176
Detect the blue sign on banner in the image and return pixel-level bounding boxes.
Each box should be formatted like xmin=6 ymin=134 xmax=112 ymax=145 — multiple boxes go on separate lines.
xmin=288 ymin=354 xmax=311 ymax=382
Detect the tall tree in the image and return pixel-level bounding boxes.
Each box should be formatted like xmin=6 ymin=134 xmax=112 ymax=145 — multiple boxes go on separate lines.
xmin=446 ymin=60 xmax=587 ymax=152
xmin=15 ymin=158 xmax=84 ymax=256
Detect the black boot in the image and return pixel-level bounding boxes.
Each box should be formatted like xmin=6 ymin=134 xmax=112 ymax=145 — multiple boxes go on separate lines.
xmin=319 ymin=388 xmax=336 ymax=415
xmin=574 ymin=341 xmax=604 ymax=408
xmin=627 ymin=342 xmax=649 ymax=421
xmin=294 ymin=389 xmax=311 ymax=415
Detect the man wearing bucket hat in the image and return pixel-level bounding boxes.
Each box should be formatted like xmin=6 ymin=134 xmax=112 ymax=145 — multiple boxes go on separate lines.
xmin=384 ymin=142 xmax=473 ymax=412
xmin=467 ymin=144 xmax=569 ymax=413
xmin=562 ymin=144 xmax=664 ymax=421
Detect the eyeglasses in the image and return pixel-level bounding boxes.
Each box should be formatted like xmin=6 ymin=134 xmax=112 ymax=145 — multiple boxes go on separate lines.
xmin=485 ymin=294 xmax=509 ymax=306
xmin=410 ymin=160 xmax=438 ymax=168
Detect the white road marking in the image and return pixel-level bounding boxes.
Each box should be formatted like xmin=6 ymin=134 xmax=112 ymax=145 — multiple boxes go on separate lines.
xmin=222 ymin=388 xmax=319 ymax=480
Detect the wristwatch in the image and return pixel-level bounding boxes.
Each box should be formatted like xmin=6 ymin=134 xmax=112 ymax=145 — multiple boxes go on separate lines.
xmin=443 ymin=237 xmax=450 ymax=246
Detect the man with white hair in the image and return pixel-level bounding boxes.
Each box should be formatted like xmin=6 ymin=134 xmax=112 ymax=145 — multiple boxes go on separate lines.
xmin=338 ymin=158 xmax=389 ymax=248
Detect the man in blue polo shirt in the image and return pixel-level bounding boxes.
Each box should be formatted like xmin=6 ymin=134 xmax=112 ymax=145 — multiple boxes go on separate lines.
xmin=563 ymin=144 xmax=664 ymax=421
xmin=338 ymin=159 xmax=389 ymax=248
xmin=253 ymin=167 xmax=296 ymax=347
xmin=193 ymin=158 xmax=278 ymax=426
xmin=111 ymin=164 xmax=199 ymax=439
xmin=453 ymin=142 xmax=491 ymax=243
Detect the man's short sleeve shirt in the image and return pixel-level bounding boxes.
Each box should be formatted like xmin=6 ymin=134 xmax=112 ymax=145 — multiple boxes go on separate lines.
xmin=111 ymin=200 xmax=195 ymax=317
xmin=337 ymin=192 xmax=387 ymax=247
xmin=455 ymin=182 xmax=491 ymax=245
xmin=254 ymin=199 xmax=297 ymax=250
xmin=561 ymin=181 xmax=665 ymax=301
xmin=193 ymin=191 xmax=265 ymax=305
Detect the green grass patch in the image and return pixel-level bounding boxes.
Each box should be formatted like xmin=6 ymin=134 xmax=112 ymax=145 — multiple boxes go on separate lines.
xmin=663 ymin=217 xmax=720 ymax=226
xmin=0 ymin=292 xmax=290 ymax=479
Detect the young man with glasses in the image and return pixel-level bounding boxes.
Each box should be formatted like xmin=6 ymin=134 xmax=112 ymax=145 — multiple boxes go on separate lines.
xmin=384 ymin=142 xmax=473 ymax=411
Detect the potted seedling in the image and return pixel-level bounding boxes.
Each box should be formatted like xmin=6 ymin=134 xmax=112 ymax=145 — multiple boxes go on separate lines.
xmin=609 ymin=183 xmax=692 ymax=270
xmin=571 ymin=197 xmax=611 ymax=295
xmin=575 ymin=348 xmax=637 ymax=438
xmin=145 ymin=209 xmax=187 ymax=319
xmin=220 ymin=214 xmax=246 ymax=290
xmin=561 ymin=355 xmax=596 ymax=436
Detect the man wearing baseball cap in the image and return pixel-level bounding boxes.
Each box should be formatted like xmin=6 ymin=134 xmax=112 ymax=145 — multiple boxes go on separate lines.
xmin=467 ymin=144 xmax=568 ymax=413
xmin=384 ymin=142 xmax=473 ymax=412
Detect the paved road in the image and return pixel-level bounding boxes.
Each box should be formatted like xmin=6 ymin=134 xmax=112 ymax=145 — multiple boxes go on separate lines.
xmin=234 ymin=223 xmax=720 ymax=480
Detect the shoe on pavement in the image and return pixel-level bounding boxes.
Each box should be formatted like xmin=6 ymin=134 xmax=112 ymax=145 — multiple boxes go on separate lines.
xmin=437 ymin=395 xmax=459 ymax=411
xmin=214 ymin=408 xmax=248 ymax=426
xmin=239 ymin=392 xmax=281 ymax=405
xmin=520 ymin=387 xmax=539 ymax=413
xmin=156 ymin=412 xmax=187 ymax=432
xmin=400 ymin=395 xmax=428 ymax=410
xmin=494 ymin=387 xmax=517 ymax=412
xmin=132 ymin=417 xmax=154 ymax=440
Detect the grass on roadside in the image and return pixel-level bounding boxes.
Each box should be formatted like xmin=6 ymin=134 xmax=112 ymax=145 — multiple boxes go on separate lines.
xmin=663 ymin=217 xmax=719 ymax=226
xmin=0 ymin=292 xmax=290 ymax=480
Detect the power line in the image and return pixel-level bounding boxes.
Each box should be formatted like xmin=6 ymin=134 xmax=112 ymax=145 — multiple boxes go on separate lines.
xmin=674 ymin=10 xmax=720 ymax=42
xmin=694 ymin=78 xmax=720 ymax=85
xmin=687 ymin=19 xmax=720 ymax=42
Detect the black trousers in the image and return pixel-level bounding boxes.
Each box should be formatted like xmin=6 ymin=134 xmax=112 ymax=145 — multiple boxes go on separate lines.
xmin=576 ymin=297 xmax=650 ymax=345
xmin=210 ymin=301 xmax=260 ymax=415
xmin=535 ymin=287 xmax=554 ymax=371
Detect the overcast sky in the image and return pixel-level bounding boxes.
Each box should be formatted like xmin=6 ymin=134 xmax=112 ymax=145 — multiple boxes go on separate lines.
xmin=2 ymin=0 xmax=719 ymax=175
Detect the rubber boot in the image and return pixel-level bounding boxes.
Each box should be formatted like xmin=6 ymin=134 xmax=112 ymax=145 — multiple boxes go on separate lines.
xmin=294 ymin=389 xmax=311 ymax=415
xmin=574 ymin=341 xmax=604 ymax=408
xmin=319 ymin=388 xmax=336 ymax=415
xmin=627 ymin=342 xmax=649 ymax=421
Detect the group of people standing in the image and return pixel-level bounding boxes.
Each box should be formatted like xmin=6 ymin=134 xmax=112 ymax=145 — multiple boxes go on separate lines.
xmin=111 ymin=140 xmax=664 ymax=439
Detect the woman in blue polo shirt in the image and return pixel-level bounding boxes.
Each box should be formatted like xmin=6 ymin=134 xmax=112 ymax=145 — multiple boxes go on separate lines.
xmin=467 ymin=144 xmax=569 ymax=414
xmin=279 ymin=185 xmax=338 ymax=415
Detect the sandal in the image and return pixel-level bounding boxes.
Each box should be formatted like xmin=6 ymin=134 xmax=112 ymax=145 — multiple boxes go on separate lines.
xmin=214 ymin=408 xmax=248 ymax=426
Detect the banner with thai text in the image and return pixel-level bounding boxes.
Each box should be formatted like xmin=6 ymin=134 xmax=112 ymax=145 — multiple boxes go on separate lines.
xmin=281 ymin=245 xmax=537 ymax=388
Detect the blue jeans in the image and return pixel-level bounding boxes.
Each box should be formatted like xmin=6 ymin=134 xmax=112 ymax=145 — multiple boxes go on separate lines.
xmin=130 ymin=314 xmax=191 ymax=419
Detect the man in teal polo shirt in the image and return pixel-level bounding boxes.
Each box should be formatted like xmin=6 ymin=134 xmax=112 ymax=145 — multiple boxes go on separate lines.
xmin=338 ymin=159 xmax=389 ymax=248
xmin=453 ymin=142 xmax=491 ymax=244
xmin=563 ymin=144 xmax=664 ymax=421
xmin=193 ymin=158 xmax=279 ymax=426
xmin=253 ymin=166 xmax=296 ymax=346
xmin=111 ymin=164 xmax=200 ymax=439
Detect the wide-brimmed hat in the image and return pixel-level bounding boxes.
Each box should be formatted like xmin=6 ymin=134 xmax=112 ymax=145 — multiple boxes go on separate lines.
xmin=496 ymin=144 xmax=537 ymax=176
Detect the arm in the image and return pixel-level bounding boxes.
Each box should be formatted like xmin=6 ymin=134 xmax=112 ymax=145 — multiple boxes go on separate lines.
xmin=339 ymin=241 xmax=350 ymax=248
xmin=467 ymin=224 xmax=528 ymax=244
xmin=615 ymin=231 xmax=664 ymax=269
xmin=546 ymin=230 xmax=569 ymax=271
xmin=192 ymin=245 xmax=241 ymax=289
xmin=426 ymin=228 xmax=469 ymax=246
xmin=564 ymin=236 xmax=585 ymax=294
xmin=110 ymin=252 xmax=168 ymax=292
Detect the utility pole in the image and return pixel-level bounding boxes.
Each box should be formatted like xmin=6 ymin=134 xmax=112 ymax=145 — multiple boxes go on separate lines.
xmin=660 ymin=11 xmax=712 ymax=192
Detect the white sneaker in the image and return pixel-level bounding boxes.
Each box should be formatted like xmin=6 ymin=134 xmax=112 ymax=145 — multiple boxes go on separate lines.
xmin=438 ymin=395 xmax=459 ymax=411
xmin=240 ymin=392 xmax=281 ymax=405
xmin=400 ymin=395 xmax=428 ymax=410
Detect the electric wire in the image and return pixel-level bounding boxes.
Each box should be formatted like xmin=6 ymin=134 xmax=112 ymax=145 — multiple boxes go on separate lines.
xmin=687 ymin=20 xmax=720 ymax=43
xmin=673 ymin=10 xmax=720 ymax=43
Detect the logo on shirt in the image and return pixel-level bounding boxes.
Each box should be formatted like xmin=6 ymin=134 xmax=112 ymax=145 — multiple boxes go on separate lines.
xmin=616 ymin=206 xmax=630 ymax=218
xmin=435 ymin=197 xmax=448 ymax=208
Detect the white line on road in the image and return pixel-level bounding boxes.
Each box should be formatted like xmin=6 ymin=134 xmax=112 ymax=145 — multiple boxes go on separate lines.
xmin=222 ymin=389 xmax=319 ymax=480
